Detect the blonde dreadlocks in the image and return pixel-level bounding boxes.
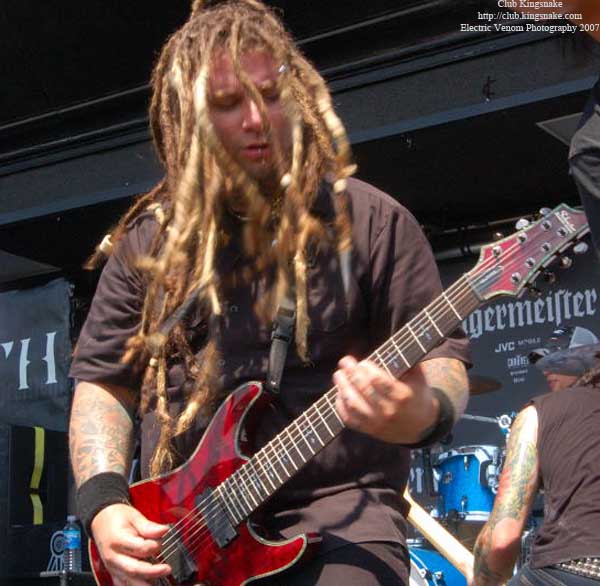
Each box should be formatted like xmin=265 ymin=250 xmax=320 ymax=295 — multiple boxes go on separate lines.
xmin=89 ymin=0 xmax=356 ymax=476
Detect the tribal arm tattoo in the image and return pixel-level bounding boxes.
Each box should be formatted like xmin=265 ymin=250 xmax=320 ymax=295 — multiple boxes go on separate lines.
xmin=418 ymin=357 xmax=469 ymax=422
xmin=471 ymin=406 xmax=540 ymax=586
xmin=69 ymin=381 xmax=138 ymax=488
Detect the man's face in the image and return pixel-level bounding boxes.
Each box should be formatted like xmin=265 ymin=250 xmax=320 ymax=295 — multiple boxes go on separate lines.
xmin=543 ymin=371 xmax=579 ymax=392
xmin=207 ymin=49 xmax=292 ymax=185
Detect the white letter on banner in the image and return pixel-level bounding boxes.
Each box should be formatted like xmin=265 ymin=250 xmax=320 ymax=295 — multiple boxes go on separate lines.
xmin=19 ymin=338 xmax=31 ymax=390
xmin=43 ymin=332 xmax=58 ymax=385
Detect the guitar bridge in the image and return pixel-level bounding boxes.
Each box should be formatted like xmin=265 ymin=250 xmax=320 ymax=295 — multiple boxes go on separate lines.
xmin=199 ymin=488 xmax=238 ymax=548
xmin=164 ymin=527 xmax=198 ymax=584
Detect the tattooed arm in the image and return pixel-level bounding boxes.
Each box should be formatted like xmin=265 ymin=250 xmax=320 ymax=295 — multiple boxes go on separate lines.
xmin=335 ymin=356 xmax=468 ymax=444
xmin=69 ymin=381 xmax=171 ymax=584
xmin=69 ymin=381 xmax=137 ymax=487
xmin=471 ymin=406 xmax=540 ymax=586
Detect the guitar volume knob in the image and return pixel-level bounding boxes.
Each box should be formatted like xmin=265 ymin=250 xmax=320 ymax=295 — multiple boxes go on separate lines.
xmin=510 ymin=273 xmax=522 ymax=284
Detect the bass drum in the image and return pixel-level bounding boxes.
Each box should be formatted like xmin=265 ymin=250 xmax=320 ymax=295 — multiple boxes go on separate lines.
xmin=409 ymin=546 xmax=466 ymax=586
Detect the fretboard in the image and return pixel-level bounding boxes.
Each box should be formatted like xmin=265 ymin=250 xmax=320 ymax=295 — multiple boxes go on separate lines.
xmin=217 ymin=275 xmax=480 ymax=524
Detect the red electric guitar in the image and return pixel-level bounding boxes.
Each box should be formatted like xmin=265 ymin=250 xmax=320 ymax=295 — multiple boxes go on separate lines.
xmin=89 ymin=204 xmax=589 ymax=586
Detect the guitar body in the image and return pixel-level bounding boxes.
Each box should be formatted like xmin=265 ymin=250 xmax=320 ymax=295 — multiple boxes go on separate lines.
xmin=89 ymin=382 xmax=321 ymax=586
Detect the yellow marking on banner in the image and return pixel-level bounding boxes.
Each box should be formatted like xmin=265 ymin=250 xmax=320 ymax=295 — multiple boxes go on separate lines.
xmin=30 ymin=426 xmax=45 ymax=525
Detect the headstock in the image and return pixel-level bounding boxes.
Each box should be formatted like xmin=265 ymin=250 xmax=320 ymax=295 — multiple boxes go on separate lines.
xmin=468 ymin=204 xmax=589 ymax=301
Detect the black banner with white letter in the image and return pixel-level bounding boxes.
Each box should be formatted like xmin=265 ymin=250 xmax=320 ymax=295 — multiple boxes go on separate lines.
xmin=0 ymin=279 xmax=72 ymax=431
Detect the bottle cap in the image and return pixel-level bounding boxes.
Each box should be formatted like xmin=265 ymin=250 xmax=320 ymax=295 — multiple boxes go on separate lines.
xmin=67 ymin=515 xmax=77 ymax=523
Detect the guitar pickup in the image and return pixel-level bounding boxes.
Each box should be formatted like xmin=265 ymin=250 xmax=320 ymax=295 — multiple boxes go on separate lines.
xmin=199 ymin=488 xmax=238 ymax=549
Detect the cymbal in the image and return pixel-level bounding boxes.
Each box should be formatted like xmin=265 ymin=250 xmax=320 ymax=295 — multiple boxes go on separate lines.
xmin=469 ymin=374 xmax=502 ymax=396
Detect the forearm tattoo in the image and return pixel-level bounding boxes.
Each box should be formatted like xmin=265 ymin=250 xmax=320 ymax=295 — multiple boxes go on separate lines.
xmin=472 ymin=407 xmax=539 ymax=585
xmin=69 ymin=383 xmax=138 ymax=487
xmin=420 ymin=357 xmax=469 ymax=421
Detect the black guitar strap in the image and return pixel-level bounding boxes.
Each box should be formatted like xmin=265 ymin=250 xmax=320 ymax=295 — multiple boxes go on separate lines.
xmin=265 ymin=287 xmax=296 ymax=395
xmin=265 ymin=248 xmax=351 ymax=396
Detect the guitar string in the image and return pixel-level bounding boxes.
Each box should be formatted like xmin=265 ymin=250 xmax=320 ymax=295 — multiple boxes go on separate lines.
xmin=155 ymin=221 xmax=569 ymax=563
xmin=155 ymin=217 xmax=583 ymax=563
xmin=155 ymin=221 xmax=574 ymax=562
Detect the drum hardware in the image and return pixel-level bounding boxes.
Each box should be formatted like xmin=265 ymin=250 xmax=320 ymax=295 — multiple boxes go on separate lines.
xmin=409 ymin=546 xmax=467 ymax=586
xmin=462 ymin=456 xmax=470 ymax=471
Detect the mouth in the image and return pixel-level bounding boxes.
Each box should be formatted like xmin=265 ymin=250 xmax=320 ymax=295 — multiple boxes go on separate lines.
xmin=241 ymin=143 xmax=271 ymax=161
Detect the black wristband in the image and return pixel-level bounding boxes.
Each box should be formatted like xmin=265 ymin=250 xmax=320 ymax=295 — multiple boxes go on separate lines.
xmin=403 ymin=387 xmax=456 ymax=448
xmin=76 ymin=472 xmax=131 ymax=537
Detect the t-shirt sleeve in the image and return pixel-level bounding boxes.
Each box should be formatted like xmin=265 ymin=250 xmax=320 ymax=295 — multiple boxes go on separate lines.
xmin=364 ymin=191 xmax=471 ymax=366
xmin=69 ymin=217 xmax=156 ymax=390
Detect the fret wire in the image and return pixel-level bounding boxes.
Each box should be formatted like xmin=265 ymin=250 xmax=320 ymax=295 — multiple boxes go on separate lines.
xmin=406 ymin=324 xmax=426 ymax=353
xmin=277 ymin=433 xmax=298 ymax=471
xmin=225 ymin=476 xmax=250 ymax=517
xmin=285 ymin=426 xmax=307 ymax=463
xmin=390 ymin=338 xmax=411 ymax=367
xmin=442 ymin=291 xmax=462 ymax=320
xmin=215 ymin=485 xmax=240 ymax=525
xmin=374 ymin=349 xmax=393 ymax=376
xmin=306 ymin=409 xmax=326 ymax=447
xmin=260 ymin=443 xmax=284 ymax=484
xmin=240 ymin=472 xmax=260 ymax=508
xmin=230 ymin=472 xmax=255 ymax=512
xmin=295 ymin=419 xmax=316 ymax=455
xmin=425 ymin=309 xmax=443 ymax=336
xmin=327 ymin=393 xmax=345 ymax=425
xmin=316 ymin=403 xmax=334 ymax=437
xmin=248 ymin=460 xmax=269 ymax=500
xmin=255 ymin=455 xmax=277 ymax=491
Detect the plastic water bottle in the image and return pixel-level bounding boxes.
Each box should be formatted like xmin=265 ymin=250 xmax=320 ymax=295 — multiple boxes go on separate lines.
xmin=63 ymin=515 xmax=82 ymax=572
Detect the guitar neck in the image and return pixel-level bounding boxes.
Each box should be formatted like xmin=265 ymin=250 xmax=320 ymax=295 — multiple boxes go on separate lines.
xmin=217 ymin=275 xmax=481 ymax=522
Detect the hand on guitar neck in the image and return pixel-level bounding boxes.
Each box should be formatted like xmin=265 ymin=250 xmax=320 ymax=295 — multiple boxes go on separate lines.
xmin=334 ymin=355 xmax=467 ymax=445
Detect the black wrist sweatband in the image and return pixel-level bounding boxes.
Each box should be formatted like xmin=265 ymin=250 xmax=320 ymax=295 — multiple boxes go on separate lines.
xmin=403 ymin=387 xmax=456 ymax=448
xmin=76 ymin=472 xmax=131 ymax=536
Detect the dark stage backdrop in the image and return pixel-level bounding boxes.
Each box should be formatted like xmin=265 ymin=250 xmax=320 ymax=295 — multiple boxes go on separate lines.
xmin=409 ymin=243 xmax=600 ymax=506
xmin=0 ymin=278 xmax=73 ymax=432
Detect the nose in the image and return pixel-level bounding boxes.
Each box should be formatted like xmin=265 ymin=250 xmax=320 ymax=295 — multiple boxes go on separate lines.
xmin=242 ymin=98 xmax=263 ymax=132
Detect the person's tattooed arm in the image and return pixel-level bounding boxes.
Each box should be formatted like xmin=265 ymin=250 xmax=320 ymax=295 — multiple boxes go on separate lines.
xmin=69 ymin=381 xmax=138 ymax=487
xmin=471 ymin=405 xmax=540 ymax=586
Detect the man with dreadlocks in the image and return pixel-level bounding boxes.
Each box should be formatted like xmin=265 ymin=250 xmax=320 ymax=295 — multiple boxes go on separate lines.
xmin=68 ymin=1 xmax=470 ymax=584
xmin=471 ymin=326 xmax=600 ymax=586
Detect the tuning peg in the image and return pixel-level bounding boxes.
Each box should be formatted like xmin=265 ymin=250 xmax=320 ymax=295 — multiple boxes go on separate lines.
xmin=539 ymin=207 xmax=552 ymax=217
xmin=526 ymin=284 xmax=542 ymax=298
xmin=573 ymin=242 xmax=589 ymax=255
xmin=559 ymin=256 xmax=573 ymax=269
xmin=515 ymin=218 xmax=530 ymax=230
xmin=493 ymin=231 xmax=504 ymax=241
xmin=542 ymin=270 xmax=556 ymax=284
